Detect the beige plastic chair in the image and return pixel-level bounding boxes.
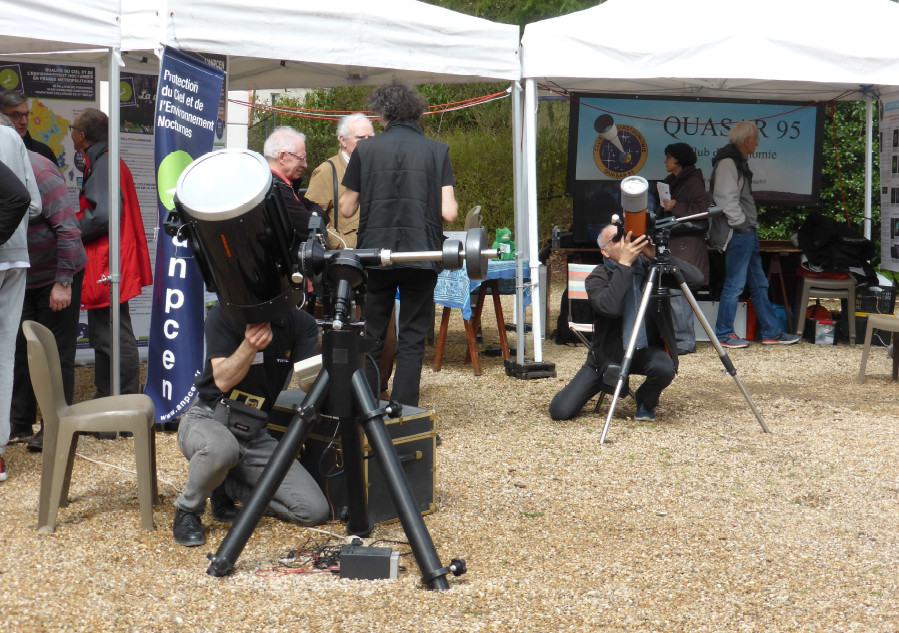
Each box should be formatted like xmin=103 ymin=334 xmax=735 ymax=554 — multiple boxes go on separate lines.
xmin=795 ymin=275 xmax=856 ymax=346
xmin=857 ymin=314 xmax=899 ymax=384
xmin=22 ymin=320 xmax=158 ymax=532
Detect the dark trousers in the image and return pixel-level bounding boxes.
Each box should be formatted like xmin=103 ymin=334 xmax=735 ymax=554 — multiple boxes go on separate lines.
xmin=10 ymin=271 xmax=84 ymax=436
xmin=363 ymin=268 xmax=437 ymax=407
xmin=88 ymin=300 xmax=141 ymax=398
xmin=548 ymin=346 xmax=675 ymax=421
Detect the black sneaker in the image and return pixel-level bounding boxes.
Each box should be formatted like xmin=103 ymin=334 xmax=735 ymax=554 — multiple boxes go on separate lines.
xmin=26 ymin=429 xmax=43 ymax=453
xmin=173 ymin=508 xmax=206 ymax=547
xmin=210 ymin=486 xmax=239 ymax=522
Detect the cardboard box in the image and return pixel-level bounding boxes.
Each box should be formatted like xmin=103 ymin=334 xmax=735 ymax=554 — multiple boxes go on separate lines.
xmin=268 ymin=390 xmax=436 ymax=526
xmin=693 ymin=301 xmax=748 ymax=342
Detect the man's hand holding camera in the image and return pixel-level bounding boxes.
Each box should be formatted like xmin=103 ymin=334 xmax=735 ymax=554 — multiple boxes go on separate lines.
xmin=618 ymin=232 xmax=654 ymax=267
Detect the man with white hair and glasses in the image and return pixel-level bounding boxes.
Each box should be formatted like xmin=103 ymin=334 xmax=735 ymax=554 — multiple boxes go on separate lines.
xmin=263 ymin=126 xmax=323 ymax=238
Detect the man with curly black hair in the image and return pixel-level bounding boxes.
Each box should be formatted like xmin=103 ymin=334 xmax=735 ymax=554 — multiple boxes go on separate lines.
xmin=339 ymin=80 xmax=458 ymax=407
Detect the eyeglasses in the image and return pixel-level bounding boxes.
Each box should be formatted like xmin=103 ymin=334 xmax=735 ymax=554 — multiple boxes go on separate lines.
xmin=284 ymin=151 xmax=307 ymax=165
xmin=8 ymin=111 xmax=29 ymax=121
xmin=599 ymin=233 xmax=623 ymax=250
xmin=68 ymin=124 xmax=82 ymax=133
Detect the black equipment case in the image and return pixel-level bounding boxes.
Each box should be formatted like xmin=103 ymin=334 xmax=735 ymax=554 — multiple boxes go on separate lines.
xmin=267 ymin=389 xmax=436 ymax=526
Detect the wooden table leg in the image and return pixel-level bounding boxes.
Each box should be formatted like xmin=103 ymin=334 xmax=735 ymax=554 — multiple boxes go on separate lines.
xmin=463 ymin=317 xmax=482 ymax=375
xmin=466 ymin=286 xmax=488 ymax=364
xmin=488 ymin=281 xmax=510 ymax=360
xmin=432 ymin=306 xmax=451 ymax=372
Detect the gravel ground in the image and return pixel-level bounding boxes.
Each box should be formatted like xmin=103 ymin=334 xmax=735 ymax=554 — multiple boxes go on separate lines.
xmin=1 ymin=284 xmax=898 ymax=632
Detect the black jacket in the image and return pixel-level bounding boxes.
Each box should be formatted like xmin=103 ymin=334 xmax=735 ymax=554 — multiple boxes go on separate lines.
xmin=584 ymin=254 xmax=703 ymax=376
xmin=344 ymin=120 xmax=452 ymax=270
xmin=23 ymin=132 xmax=58 ymax=168
xmin=0 ymin=159 xmax=31 ymax=245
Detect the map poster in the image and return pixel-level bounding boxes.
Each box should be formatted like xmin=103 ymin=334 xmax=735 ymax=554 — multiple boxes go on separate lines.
xmin=0 ymin=58 xmax=99 ymax=212
xmin=0 ymin=58 xmax=101 ymax=361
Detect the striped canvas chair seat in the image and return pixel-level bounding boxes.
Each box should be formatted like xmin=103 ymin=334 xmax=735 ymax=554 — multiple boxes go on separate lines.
xmin=567 ymin=263 xmax=596 ymax=346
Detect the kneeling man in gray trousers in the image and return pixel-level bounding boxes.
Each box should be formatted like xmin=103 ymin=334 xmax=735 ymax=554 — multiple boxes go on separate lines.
xmin=172 ymin=304 xmax=329 ymax=547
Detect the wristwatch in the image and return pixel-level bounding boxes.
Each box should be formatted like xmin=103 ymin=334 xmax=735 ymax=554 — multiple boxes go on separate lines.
xmin=58 ymin=281 xmax=71 ymax=288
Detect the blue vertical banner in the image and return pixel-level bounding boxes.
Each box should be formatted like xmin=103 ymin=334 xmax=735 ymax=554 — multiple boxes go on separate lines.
xmin=145 ymin=47 xmax=224 ymax=423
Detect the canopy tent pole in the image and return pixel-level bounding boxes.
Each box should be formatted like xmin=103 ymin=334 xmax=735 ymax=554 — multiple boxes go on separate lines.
xmin=108 ymin=48 xmax=122 ymax=396
xmin=511 ymin=80 xmax=528 ymax=364
xmin=865 ymin=97 xmax=873 ymax=241
xmin=524 ymin=78 xmax=543 ymax=362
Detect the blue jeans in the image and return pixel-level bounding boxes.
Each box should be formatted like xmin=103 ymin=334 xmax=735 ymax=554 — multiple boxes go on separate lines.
xmin=715 ymin=228 xmax=781 ymax=341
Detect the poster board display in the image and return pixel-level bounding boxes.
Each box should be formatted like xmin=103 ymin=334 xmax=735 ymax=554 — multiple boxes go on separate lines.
xmin=567 ymin=94 xmax=825 ymax=244
xmin=879 ymin=91 xmax=899 ymax=273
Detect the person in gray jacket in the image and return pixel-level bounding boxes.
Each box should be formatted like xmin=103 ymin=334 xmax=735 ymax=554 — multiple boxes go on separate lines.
xmin=708 ymin=121 xmax=799 ymax=349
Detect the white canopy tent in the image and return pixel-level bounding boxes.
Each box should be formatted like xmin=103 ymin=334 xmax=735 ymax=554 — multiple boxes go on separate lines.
xmin=1 ymin=0 xmax=526 ymax=390
xmin=520 ymin=0 xmax=899 ymax=362
xmin=125 ymin=0 xmax=521 ymax=89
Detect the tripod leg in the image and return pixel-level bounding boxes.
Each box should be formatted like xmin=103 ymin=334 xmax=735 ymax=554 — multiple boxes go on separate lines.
xmin=206 ymin=371 xmax=330 ymax=577
xmin=677 ymin=278 xmax=770 ymax=433
xmin=350 ymin=370 xmax=451 ymax=591
xmin=600 ymin=266 xmax=661 ymax=444
xmin=342 ymin=418 xmax=372 ymax=538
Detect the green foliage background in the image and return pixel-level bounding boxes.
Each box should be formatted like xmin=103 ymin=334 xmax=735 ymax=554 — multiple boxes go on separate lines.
xmin=247 ymin=0 xmax=884 ymax=265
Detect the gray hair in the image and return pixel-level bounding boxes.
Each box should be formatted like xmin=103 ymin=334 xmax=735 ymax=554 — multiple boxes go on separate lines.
xmin=336 ymin=113 xmax=371 ymax=141
xmin=0 ymin=91 xmax=27 ymax=110
xmin=263 ymin=126 xmax=306 ymax=159
xmin=729 ymin=120 xmax=758 ymax=146
xmin=0 ymin=113 xmax=12 ymax=127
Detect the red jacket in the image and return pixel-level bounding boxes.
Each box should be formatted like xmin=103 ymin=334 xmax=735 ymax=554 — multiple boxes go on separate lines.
xmin=77 ymin=141 xmax=152 ymax=309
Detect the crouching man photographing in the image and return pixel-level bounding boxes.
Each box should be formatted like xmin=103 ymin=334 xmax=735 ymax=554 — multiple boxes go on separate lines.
xmin=172 ymin=305 xmax=329 ymax=547
xmin=549 ymin=225 xmax=703 ymax=422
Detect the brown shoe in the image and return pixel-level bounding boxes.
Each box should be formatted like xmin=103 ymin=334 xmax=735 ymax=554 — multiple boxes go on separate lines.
xmin=26 ymin=429 xmax=43 ymax=453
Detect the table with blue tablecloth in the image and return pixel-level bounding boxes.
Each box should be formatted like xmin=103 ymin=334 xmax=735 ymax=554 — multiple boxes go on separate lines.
xmin=432 ymin=260 xmax=531 ymax=375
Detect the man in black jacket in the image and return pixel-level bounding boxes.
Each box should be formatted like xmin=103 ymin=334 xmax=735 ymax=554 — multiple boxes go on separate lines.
xmin=339 ymin=80 xmax=458 ymax=407
xmin=549 ymin=225 xmax=703 ymax=422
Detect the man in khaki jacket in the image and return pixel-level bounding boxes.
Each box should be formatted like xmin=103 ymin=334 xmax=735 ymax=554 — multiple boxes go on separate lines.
xmin=305 ymin=113 xmax=374 ymax=249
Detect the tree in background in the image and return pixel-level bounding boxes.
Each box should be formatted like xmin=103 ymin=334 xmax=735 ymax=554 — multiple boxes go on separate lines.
xmin=759 ymin=101 xmax=880 ymax=266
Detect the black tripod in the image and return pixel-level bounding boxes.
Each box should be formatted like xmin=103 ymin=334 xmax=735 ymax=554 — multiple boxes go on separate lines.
xmin=206 ymin=254 xmax=464 ymax=591
xmin=599 ymin=228 xmax=770 ymax=444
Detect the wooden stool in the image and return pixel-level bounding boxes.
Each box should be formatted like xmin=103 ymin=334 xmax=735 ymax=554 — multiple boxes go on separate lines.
xmin=795 ymin=275 xmax=856 ymax=346
xmin=433 ymin=280 xmax=510 ymax=375
xmin=857 ymin=314 xmax=899 ymax=384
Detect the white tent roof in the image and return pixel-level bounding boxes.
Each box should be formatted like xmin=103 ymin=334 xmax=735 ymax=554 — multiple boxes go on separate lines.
xmin=2 ymin=1 xmax=520 ymax=88
xmin=521 ymin=0 xmax=899 ymax=101
xmin=0 ymin=0 xmax=119 ymax=56
xmin=123 ymin=0 xmax=521 ymax=89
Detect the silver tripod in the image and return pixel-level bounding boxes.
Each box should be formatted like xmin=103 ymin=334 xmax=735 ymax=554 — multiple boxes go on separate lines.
xmin=599 ymin=223 xmax=770 ymax=444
